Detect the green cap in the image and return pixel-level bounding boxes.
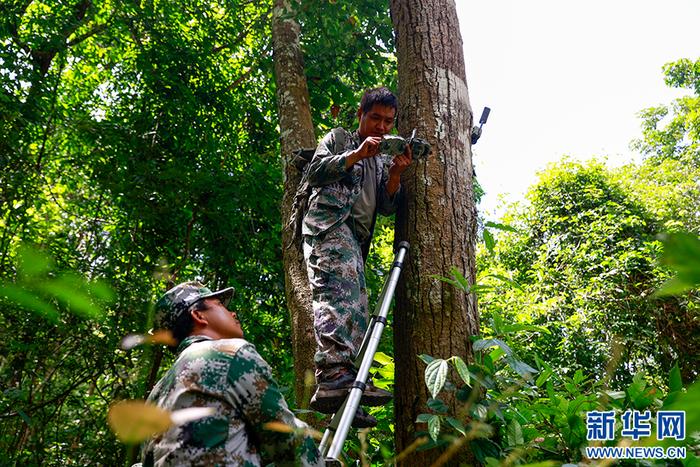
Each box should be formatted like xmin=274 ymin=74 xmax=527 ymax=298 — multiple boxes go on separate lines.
xmin=154 ymin=281 xmax=234 ymax=331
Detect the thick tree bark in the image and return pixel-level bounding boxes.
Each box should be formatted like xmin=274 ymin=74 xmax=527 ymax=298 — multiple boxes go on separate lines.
xmin=271 ymin=0 xmax=317 ymax=407
xmin=390 ymin=1 xmax=480 ymax=464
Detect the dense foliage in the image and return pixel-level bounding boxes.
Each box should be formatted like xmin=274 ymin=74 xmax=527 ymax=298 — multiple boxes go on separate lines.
xmin=0 ymin=1 xmax=395 ymax=464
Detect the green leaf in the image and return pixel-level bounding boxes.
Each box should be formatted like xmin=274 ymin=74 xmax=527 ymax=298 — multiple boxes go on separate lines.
xmin=505 ymin=356 xmax=538 ymax=380
xmin=451 ymin=356 xmax=471 ymax=386
xmin=487 ymin=274 xmax=523 ymax=290
xmin=87 ymin=280 xmax=116 ymax=303
xmin=445 ymin=416 xmax=466 ymax=436
xmin=374 ymin=352 xmax=393 ymax=366
xmin=661 ymin=379 xmax=700 ymax=446
xmin=418 ymin=354 xmax=435 ymax=364
xmin=483 ymin=229 xmax=495 ymax=252
xmin=604 ymin=390 xmax=626 ymax=400
xmin=506 ymin=419 xmax=524 ymax=446
xmin=36 ymin=275 xmax=104 ymax=320
xmin=489 ymin=347 xmax=505 ymax=363
xmin=425 ymin=359 xmax=449 ymax=399
xmin=491 ymin=310 xmax=504 ymax=335
xmin=536 ymin=368 xmax=552 ymax=387
xmin=416 ymin=413 xmax=432 ymax=423
xmin=484 ymin=221 xmax=519 ymax=233
xmin=449 ymin=266 xmax=471 ymax=292
xmin=669 ymin=363 xmax=683 ymax=393
xmin=0 ymin=285 xmax=59 ymax=322
xmin=427 ymin=415 xmax=441 ymax=442
xmin=427 ymin=398 xmax=449 ymax=414
xmin=654 ymin=232 xmax=700 ymax=296
xmin=473 ymin=338 xmax=513 ymax=356
xmin=502 ymin=323 xmax=551 ymax=334
xmin=16 ymin=245 xmax=52 ymax=277
xmin=626 ymin=373 xmax=658 ymax=409
xmin=430 ymin=274 xmax=459 ymax=288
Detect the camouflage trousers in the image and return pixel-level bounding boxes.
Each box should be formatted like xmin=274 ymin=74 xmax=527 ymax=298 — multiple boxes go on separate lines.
xmin=303 ymin=222 xmax=368 ymax=380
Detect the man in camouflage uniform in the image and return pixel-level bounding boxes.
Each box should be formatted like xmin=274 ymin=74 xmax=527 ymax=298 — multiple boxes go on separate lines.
xmin=302 ymin=87 xmax=412 ymax=425
xmin=140 ymin=281 xmax=322 ymax=466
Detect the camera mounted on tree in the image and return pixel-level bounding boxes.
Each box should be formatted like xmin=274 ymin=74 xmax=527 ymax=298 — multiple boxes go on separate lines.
xmin=378 ymin=129 xmax=431 ymax=159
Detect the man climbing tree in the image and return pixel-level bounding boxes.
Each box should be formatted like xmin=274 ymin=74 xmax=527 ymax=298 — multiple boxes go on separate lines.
xmin=301 ymin=87 xmax=412 ymax=428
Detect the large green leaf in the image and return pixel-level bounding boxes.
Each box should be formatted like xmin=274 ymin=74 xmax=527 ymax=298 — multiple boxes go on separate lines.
xmin=655 ymin=232 xmax=700 ymax=296
xmin=451 ymin=356 xmax=471 ymax=386
xmin=0 ymin=285 xmax=59 ymax=322
xmin=425 ymin=359 xmax=449 ymax=399
xmin=473 ymin=338 xmax=513 ymax=356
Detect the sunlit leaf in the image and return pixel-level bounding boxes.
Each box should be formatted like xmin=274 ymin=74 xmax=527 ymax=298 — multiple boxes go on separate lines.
xmin=502 ymin=323 xmax=550 ymax=334
xmin=484 ymin=221 xmax=519 ymax=233
xmin=108 ymin=401 xmax=216 ymax=444
xmin=425 ymin=359 xmax=448 ymax=399
xmin=108 ymin=400 xmax=172 ymax=444
xmin=452 ymin=356 xmax=470 ymax=386
xmin=483 ymin=229 xmax=495 ymax=252
xmin=486 ymin=274 xmax=523 ymax=290
xmin=373 ymin=351 xmax=393 ymax=366
xmin=427 ymin=414 xmax=441 ymax=442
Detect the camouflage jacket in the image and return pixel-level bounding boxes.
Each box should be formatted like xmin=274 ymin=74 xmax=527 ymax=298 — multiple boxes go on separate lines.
xmin=141 ymin=336 xmax=322 ymax=467
xmin=301 ymin=128 xmax=400 ymax=240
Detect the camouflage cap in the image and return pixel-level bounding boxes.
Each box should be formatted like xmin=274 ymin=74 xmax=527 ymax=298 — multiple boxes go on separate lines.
xmin=154 ymin=281 xmax=234 ymax=331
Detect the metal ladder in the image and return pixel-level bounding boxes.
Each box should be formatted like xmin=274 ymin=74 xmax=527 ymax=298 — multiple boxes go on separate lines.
xmin=318 ymin=241 xmax=410 ymax=464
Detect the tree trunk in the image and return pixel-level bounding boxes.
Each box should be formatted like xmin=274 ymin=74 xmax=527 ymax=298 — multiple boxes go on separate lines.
xmin=271 ymin=0 xmax=317 ymax=407
xmin=390 ymin=1 xmax=480 ymax=464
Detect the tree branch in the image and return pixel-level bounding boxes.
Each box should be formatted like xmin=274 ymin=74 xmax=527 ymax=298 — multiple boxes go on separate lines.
xmin=66 ymin=21 xmax=109 ymax=47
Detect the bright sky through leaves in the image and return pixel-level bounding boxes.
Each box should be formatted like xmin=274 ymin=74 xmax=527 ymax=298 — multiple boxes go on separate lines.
xmin=456 ymin=0 xmax=700 ymax=217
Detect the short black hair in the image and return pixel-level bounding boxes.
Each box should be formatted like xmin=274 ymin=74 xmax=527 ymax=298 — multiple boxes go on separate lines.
xmin=360 ymin=87 xmax=397 ymax=114
xmin=170 ymin=299 xmax=208 ymax=349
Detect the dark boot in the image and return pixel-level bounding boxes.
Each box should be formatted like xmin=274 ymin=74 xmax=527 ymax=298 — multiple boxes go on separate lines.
xmin=309 ymin=371 xmax=392 ymax=414
xmin=351 ymin=407 xmax=377 ymax=428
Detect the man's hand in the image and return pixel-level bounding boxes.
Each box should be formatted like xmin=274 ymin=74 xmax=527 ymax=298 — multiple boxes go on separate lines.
xmin=345 ymin=136 xmax=382 ymax=169
xmin=387 ymin=144 xmax=412 ymax=195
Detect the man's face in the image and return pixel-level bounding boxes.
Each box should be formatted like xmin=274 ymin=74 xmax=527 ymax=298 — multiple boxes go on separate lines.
xmin=357 ymin=104 xmax=396 ymax=138
xmin=199 ymin=298 xmax=244 ymax=339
